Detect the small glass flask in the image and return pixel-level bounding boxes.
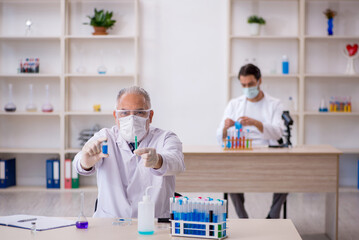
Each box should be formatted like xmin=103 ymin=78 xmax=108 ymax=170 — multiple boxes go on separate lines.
xmin=76 ymin=192 xmax=89 ymax=229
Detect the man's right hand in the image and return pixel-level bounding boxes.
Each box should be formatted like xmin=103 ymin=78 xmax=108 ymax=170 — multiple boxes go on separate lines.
xmin=223 ymin=118 xmax=235 ymax=138
xmin=80 ymin=137 xmax=109 ymax=170
xmin=224 ymin=118 xmax=235 ymax=130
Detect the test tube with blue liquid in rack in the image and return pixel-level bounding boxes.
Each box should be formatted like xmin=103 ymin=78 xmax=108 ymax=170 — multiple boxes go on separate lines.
xmin=170 ymin=197 xmax=227 ymax=239
xmin=223 ymin=121 xmax=252 ymax=151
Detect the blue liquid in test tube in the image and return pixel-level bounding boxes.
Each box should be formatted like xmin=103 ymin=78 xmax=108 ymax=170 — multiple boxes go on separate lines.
xmin=102 ymin=140 xmax=108 ymax=154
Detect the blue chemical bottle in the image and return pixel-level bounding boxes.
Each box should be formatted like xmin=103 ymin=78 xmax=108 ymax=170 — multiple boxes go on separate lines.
xmin=102 ymin=140 xmax=108 ymax=154
xmin=282 ymin=55 xmax=289 ymax=74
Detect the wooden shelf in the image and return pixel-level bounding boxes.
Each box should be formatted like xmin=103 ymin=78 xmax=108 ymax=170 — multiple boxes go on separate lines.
xmin=66 ymin=35 xmax=135 ymax=40
xmin=0 ymin=148 xmax=60 ymax=154
xmin=65 ymin=111 xmax=113 ymax=116
xmin=0 ymin=112 xmax=61 ymax=116
xmin=0 ymin=74 xmax=61 ymax=78
xmin=0 ymin=36 xmax=61 ymax=40
xmin=305 ymin=35 xmax=359 ymax=40
xmin=305 ymin=74 xmax=359 ymax=78
xmin=230 ymin=73 xmax=299 ymax=78
xmin=0 ymin=185 xmax=97 ymax=192
xmin=0 ymin=0 xmax=139 ymax=190
xmin=231 ymin=35 xmax=299 ymax=40
xmin=65 ymin=73 xmax=135 ymax=78
xmin=304 ymin=111 xmax=359 ymax=116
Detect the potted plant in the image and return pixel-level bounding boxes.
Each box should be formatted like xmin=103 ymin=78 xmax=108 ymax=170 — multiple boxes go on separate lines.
xmin=323 ymin=8 xmax=337 ymax=36
xmin=247 ymin=15 xmax=266 ymax=36
xmin=84 ymin=8 xmax=116 ymax=35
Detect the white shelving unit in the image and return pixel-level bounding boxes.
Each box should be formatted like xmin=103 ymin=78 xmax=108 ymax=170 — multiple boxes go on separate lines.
xmin=0 ymin=0 xmax=139 ymax=190
xmin=228 ymin=0 xmax=359 ymax=152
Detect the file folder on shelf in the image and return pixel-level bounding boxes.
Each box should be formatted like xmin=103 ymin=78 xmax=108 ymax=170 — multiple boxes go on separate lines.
xmin=65 ymin=159 xmax=72 ymax=189
xmin=72 ymin=159 xmax=79 ymax=188
xmin=46 ymin=159 xmax=60 ymax=189
xmin=53 ymin=159 xmax=60 ymax=188
xmin=0 ymin=158 xmax=16 ymax=188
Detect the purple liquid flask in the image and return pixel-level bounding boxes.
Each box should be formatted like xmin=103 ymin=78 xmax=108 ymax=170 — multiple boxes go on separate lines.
xmin=76 ymin=192 xmax=89 ymax=229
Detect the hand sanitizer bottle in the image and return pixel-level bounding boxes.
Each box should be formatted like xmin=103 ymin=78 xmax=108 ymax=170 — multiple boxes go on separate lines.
xmin=138 ymin=186 xmax=154 ymax=235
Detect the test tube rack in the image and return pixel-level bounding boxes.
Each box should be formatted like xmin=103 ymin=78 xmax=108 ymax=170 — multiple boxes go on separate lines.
xmin=329 ymin=96 xmax=352 ymax=112
xmin=223 ymin=137 xmax=253 ymax=151
xmin=170 ymin=220 xmax=227 ymax=239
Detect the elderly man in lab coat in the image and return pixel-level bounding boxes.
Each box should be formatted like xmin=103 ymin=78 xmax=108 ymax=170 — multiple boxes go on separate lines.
xmin=216 ymin=64 xmax=287 ymax=219
xmin=73 ymin=86 xmax=185 ymax=218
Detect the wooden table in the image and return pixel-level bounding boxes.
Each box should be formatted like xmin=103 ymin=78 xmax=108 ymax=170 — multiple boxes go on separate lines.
xmin=0 ymin=218 xmax=302 ymax=240
xmin=178 ymin=145 xmax=341 ymax=240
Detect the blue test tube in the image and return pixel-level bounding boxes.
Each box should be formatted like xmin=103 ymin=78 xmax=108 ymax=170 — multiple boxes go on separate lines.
xmin=170 ymin=197 xmax=175 ymax=220
xmin=199 ymin=202 xmax=204 ymax=235
xmin=192 ymin=200 xmax=198 ymax=235
xmin=188 ymin=200 xmax=192 ymax=235
xmin=102 ymin=140 xmax=108 ymax=154
xmin=183 ymin=199 xmax=188 ymax=234
xmin=174 ymin=198 xmax=180 ymax=233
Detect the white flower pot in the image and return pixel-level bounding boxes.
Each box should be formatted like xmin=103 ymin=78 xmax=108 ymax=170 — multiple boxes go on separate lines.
xmin=249 ymin=23 xmax=260 ymax=36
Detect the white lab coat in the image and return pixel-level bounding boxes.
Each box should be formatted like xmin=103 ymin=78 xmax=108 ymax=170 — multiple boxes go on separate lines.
xmin=73 ymin=125 xmax=185 ymax=218
xmin=216 ymin=92 xmax=285 ymax=146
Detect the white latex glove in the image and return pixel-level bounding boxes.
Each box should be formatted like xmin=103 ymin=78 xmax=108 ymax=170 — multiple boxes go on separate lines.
xmin=134 ymin=147 xmax=160 ymax=168
xmin=80 ymin=136 xmax=109 ymax=170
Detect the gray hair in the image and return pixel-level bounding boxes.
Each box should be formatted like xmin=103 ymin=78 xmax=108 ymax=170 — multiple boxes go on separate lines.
xmin=116 ymin=86 xmax=151 ymax=108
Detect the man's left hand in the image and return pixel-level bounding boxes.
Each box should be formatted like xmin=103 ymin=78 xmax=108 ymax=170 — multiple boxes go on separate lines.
xmin=238 ymin=116 xmax=264 ymax=133
xmin=134 ymin=147 xmax=163 ymax=169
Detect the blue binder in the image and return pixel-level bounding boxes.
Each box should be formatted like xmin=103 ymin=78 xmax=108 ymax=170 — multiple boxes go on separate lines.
xmin=46 ymin=159 xmax=60 ymax=189
xmin=46 ymin=159 xmax=54 ymax=188
xmin=0 ymin=158 xmax=16 ymax=188
xmin=53 ymin=159 xmax=60 ymax=189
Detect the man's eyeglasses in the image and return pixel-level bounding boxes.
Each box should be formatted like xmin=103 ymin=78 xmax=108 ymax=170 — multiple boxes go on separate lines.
xmin=115 ymin=109 xmax=152 ymax=118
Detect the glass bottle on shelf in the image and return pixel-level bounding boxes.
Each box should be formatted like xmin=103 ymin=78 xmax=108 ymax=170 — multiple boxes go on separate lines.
xmin=76 ymin=192 xmax=89 ymax=229
xmin=26 ymin=84 xmax=37 ymax=112
xmin=97 ymin=50 xmax=107 ymax=74
xmin=319 ymin=97 xmax=328 ymax=112
xmin=4 ymin=84 xmax=16 ymax=112
xmin=41 ymin=84 xmax=53 ymax=113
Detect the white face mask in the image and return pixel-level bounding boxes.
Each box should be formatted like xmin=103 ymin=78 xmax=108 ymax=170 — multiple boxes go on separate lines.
xmin=242 ymin=83 xmax=259 ymax=99
xmin=119 ymin=115 xmax=149 ymax=142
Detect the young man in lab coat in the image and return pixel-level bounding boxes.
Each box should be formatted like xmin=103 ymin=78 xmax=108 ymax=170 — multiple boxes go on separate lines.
xmin=216 ymin=64 xmax=287 ymax=219
xmin=73 ymin=86 xmax=185 ymax=218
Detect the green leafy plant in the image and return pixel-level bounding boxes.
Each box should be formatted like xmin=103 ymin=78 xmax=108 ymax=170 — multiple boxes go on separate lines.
xmin=323 ymin=9 xmax=337 ymax=19
xmin=84 ymin=8 xmax=116 ymax=29
xmin=247 ymin=15 xmax=266 ymax=25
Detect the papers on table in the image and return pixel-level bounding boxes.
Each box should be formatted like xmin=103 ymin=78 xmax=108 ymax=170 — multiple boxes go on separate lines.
xmin=0 ymin=214 xmax=76 ymax=231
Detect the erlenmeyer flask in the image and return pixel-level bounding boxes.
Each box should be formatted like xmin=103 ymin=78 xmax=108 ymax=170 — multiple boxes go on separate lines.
xmin=4 ymin=84 xmax=16 ymax=112
xmin=76 ymin=192 xmax=89 ymax=229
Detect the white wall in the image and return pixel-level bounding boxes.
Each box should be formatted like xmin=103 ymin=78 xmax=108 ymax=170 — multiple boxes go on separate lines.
xmin=139 ymin=0 xmax=227 ymax=145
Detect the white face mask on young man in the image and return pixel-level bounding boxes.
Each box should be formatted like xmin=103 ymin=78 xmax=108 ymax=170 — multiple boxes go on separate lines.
xmin=119 ymin=115 xmax=149 ymax=142
xmin=242 ymin=83 xmax=259 ymax=99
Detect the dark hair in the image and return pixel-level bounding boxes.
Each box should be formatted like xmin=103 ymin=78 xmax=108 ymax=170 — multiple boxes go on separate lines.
xmin=238 ymin=63 xmax=261 ymax=81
